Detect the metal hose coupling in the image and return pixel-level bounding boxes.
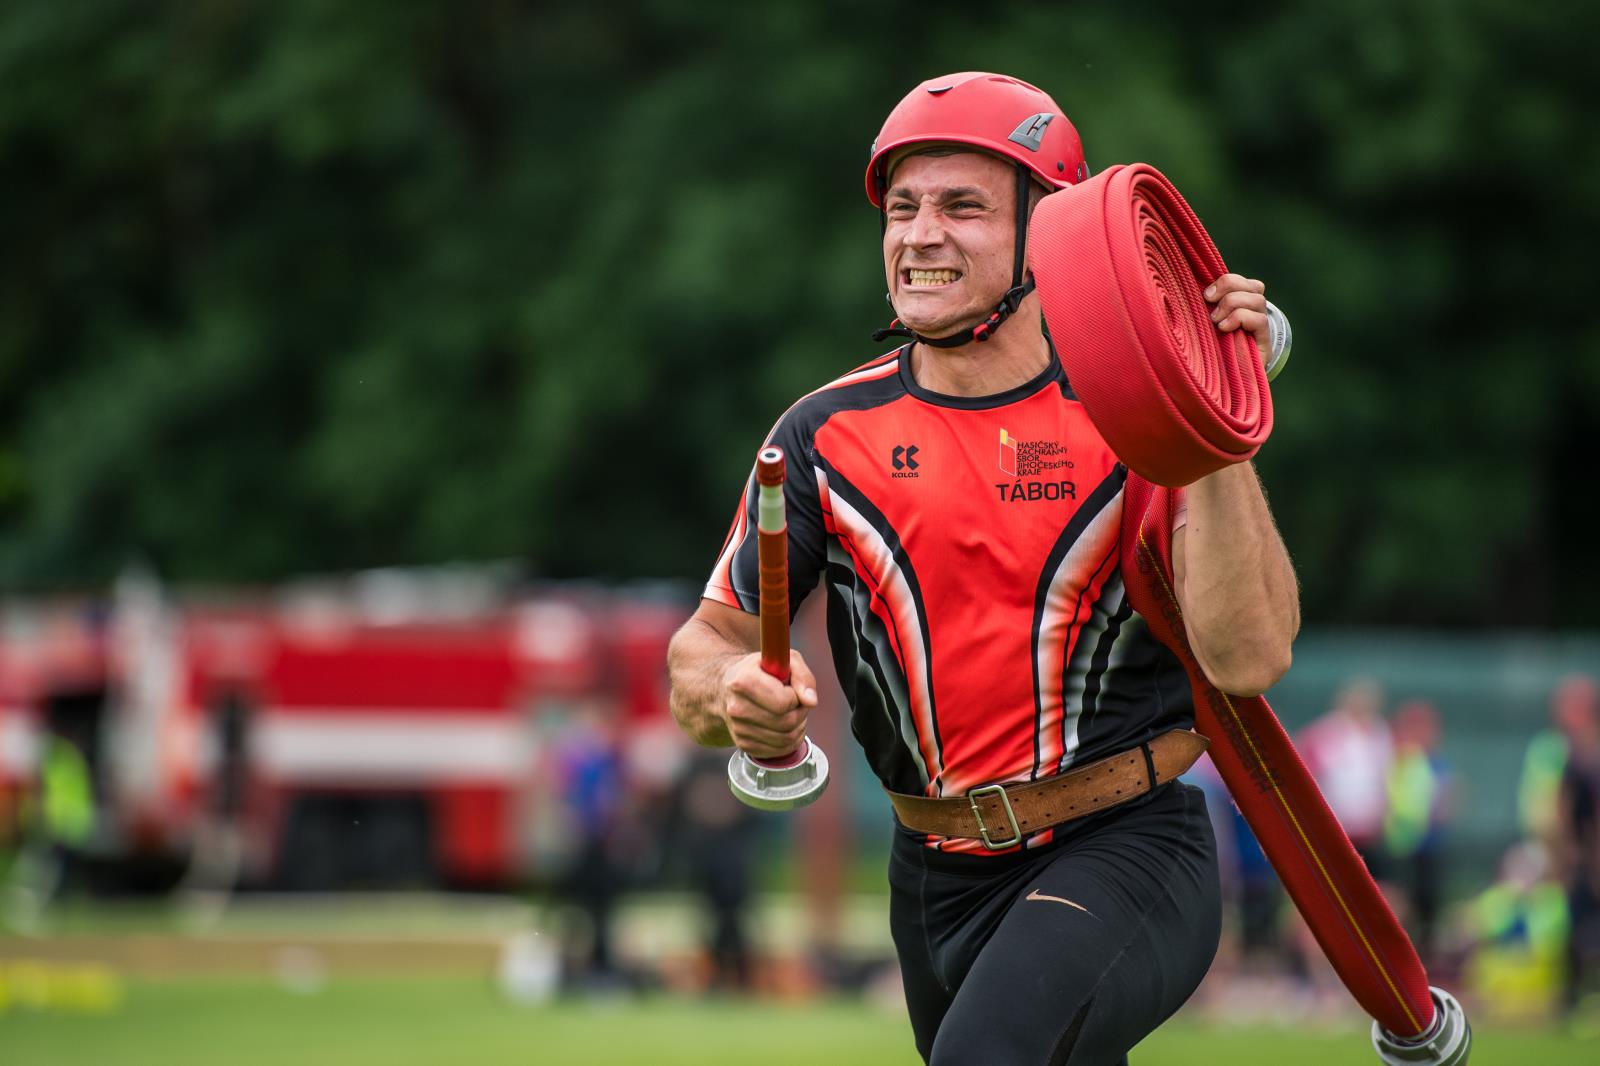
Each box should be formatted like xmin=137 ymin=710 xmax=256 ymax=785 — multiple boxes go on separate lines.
xmin=727 ymin=739 xmax=830 ymax=812
xmin=1372 ymin=987 xmax=1471 ymax=1065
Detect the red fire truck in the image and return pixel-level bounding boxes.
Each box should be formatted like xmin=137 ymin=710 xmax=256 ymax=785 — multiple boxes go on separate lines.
xmin=0 ymin=571 xmax=689 ymax=891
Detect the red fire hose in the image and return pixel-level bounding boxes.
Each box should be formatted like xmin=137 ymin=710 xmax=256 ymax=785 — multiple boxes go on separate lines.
xmin=1030 ymin=164 xmax=1271 ymax=487
xmin=1030 ymin=164 xmax=1440 ymax=1044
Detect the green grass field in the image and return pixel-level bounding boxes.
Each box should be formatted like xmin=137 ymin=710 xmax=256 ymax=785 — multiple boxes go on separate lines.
xmin=0 ymin=977 xmax=1592 ymax=1066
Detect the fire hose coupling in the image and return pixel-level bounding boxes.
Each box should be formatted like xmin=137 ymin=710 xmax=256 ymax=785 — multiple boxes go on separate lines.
xmin=1264 ymin=299 xmax=1292 ymax=382
xmin=1371 ymin=987 xmax=1472 ymax=1066
xmin=727 ymin=741 xmax=831 ymax=812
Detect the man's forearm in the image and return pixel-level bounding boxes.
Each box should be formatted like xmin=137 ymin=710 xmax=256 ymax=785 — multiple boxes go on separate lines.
xmin=666 ymin=615 xmax=744 ymax=747
xmin=1180 ymin=462 xmax=1300 ymax=695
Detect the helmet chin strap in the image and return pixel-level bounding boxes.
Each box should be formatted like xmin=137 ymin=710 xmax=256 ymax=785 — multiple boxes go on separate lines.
xmin=874 ymin=165 xmax=1035 ymax=348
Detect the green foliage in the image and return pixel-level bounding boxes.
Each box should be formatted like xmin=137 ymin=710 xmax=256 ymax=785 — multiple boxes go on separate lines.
xmin=0 ymin=1 xmax=1593 ymax=623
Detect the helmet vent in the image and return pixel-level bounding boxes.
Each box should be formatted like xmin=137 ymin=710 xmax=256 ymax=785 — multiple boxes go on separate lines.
xmin=927 ymin=85 xmax=953 ymax=94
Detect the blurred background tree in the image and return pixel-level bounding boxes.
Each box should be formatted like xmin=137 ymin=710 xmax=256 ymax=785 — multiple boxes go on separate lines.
xmin=0 ymin=0 xmax=1594 ymax=625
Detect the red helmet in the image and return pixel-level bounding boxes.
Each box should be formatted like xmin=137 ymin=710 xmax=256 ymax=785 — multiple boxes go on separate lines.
xmin=865 ymin=72 xmax=1087 ymax=208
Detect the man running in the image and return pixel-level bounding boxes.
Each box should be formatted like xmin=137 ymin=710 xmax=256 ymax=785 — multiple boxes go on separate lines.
xmin=668 ymin=72 xmax=1299 ymax=1065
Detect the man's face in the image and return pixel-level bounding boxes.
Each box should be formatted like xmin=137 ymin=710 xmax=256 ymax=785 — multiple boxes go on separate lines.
xmin=882 ymin=151 xmax=1019 ymax=339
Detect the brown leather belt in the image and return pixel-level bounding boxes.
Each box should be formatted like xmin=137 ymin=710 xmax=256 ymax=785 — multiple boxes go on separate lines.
xmin=887 ymin=730 xmax=1209 ymax=850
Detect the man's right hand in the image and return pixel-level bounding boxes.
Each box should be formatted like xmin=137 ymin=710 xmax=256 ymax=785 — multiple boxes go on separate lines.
xmin=720 ymin=649 xmax=819 ymax=759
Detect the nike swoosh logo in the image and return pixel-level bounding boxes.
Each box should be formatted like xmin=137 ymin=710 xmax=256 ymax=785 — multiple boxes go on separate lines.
xmin=1026 ymin=889 xmax=1092 ymax=915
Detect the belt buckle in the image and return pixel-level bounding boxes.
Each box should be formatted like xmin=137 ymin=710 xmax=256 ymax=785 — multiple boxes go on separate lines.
xmin=968 ymin=783 xmax=1022 ymax=850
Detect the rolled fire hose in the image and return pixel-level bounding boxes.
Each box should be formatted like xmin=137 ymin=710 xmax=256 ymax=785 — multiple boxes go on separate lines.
xmin=1030 ymin=164 xmax=1271 ymax=487
xmin=1030 ymin=164 xmax=1468 ymax=1063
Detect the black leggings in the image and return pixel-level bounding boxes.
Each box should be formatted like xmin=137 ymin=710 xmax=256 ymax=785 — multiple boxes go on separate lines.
xmin=888 ymin=782 xmax=1222 ymax=1066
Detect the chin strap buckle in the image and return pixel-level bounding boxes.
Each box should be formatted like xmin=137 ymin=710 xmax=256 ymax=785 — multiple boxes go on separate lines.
xmin=999 ymin=282 xmax=1031 ymax=314
xmin=967 ymin=280 xmax=1033 ymax=344
xmin=871 ymin=318 xmax=914 ymax=344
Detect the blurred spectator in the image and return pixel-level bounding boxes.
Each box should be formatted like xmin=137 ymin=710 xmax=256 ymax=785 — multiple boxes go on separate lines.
xmin=1232 ymin=801 xmax=1282 ymax=964
xmin=1520 ymin=729 xmax=1568 ymax=846
xmin=1187 ymin=755 xmax=1281 ymax=973
xmin=556 ymin=701 xmax=628 ymax=989
xmin=5 ymin=730 xmax=94 ymax=925
xmin=1550 ymin=675 xmax=1600 ymax=1018
xmin=671 ymin=749 xmax=760 ymax=992
xmin=1187 ymin=755 xmax=1240 ymax=974
xmin=1301 ymin=679 xmax=1393 ymax=878
xmin=1384 ymin=699 xmax=1452 ymax=964
xmin=1518 ymin=676 xmax=1597 ymax=846
xmin=1467 ymin=842 xmax=1569 ymax=1023
xmin=40 ymin=731 xmax=95 ymax=898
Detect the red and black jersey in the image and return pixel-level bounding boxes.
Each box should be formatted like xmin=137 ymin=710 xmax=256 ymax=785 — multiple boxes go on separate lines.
xmin=705 ymin=345 xmax=1193 ymax=851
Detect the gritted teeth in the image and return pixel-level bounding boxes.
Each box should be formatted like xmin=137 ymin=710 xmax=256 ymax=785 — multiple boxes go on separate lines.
xmin=906 ymin=268 xmax=961 ymax=287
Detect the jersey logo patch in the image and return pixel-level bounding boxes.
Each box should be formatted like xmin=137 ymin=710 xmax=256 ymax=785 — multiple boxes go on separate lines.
xmin=999 ymin=428 xmax=1018 ymax=477
xmin=891 ymin=443 xmax=920 ymax=479
xmin=999 ymin=429 xmax=1072 ymax=477
xmin=998 ymin=429 xmax=1075 ymax=501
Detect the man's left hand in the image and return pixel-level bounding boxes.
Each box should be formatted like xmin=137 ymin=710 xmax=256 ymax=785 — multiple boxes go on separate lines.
xmin=1204 ymin=273 xmax=1270 ymax=358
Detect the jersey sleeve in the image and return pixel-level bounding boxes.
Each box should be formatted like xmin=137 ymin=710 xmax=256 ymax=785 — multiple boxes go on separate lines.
xmin=702 ymin=408 xmax=827 ymax=618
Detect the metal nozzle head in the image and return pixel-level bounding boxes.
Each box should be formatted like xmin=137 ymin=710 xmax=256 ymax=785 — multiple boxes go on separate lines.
xmin=727 ymin=739 xmax=830 ymax=811
xmin=1371 ymin=987 xmax=1471 ymax=1066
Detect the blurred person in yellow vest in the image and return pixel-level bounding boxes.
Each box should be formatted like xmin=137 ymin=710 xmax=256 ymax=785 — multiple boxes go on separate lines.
xmin=40 ymin=733 xmax=95 ymax=896
xmin=8 ymin=732 xmax=95 ymax=917
xmin=1467 ymin=841 xmax=1569 ymax=1023
xmin=1384 ymin=699 xmax=1452 ymax=966
xmin=1519 ymin=675 xmax=1598 ymax=846
xmin=42 ymin=735 xmax=94 ymax=846
xmin=1549 ymin=675 xmax=1600 ymax=1022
